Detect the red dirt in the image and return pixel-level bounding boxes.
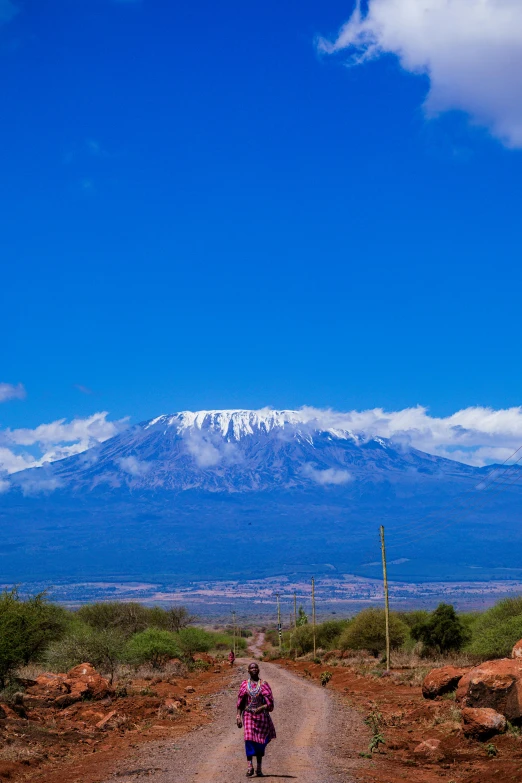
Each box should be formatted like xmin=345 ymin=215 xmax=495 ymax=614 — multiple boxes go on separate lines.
xmin=0 ymin=664 xmax=231 ymax=783
xmin=275 ymin=658 xmax=522 ymax=783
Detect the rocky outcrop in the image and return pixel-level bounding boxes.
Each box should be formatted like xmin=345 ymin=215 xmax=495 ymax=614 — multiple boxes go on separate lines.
xmin=512 ymin=638 xmax=522 ymax=659
xmin=456 ymin=658 xmax=522 ymax=721
xmin=25 ymin=663 xmax=114 ymax=709
xmin=461 ymin=707 xmax=506 ymax=739
xmin=422 ymin=666 xmax=468 ymax=699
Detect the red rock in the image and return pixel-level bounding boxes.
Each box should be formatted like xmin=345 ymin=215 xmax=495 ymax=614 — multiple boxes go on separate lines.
xmin=461 ymin=707 xmax=506 ymax=738
xmin=64 ymin=662 xmax=114 ymax=701
xmin=456 ymin=658 xmax=522 ymax=721
xmin=413 ymin=738 xmax=442 ymax=758
xmin=512 ymin=639 xmax=522 ymax=659
xmin=96 ymin=709 xmax=117 ymax=730
xmin=422 ymin=666 xmax=468 ymax=699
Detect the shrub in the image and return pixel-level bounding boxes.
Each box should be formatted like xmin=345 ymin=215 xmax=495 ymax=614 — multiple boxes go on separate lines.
xmin=411 ymin=604 xmax=467 ymax=655
xmin=0 ymin=588 xmax=69 ymax=687
xmin=45 ymin=623 xmax=126 ymax=681
xmin=339 ymin=608 xmax=408 ymax=657
xmin=467 ymin=607 xmax=522 ymax=659
xmin=177 ymin=627 xmax=213 ymax=657
xmin=316 ymin=619 xmax=350 ymax=650
xmin=125 ymin=629 xmax=181 ymax=668
xmin=77 ymin=602 xmax=151 ymax=637
xmin=296 ymin=607 xmax=309 ymax=626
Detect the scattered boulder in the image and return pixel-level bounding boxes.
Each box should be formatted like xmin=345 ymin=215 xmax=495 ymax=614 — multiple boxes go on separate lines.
xmin=422 ymin=666 xmax=468 ymax=699
xmin=25 ymin=663 xmax=114 ymax=709
xmin=461 ymin=707 xmax=506 ymax=739
xmin=456 ymin=658 xmax=522 ymax=721
xmin=512 ymin=638 xmax=522 ymax=660
xmin=413 ymin=738 xmax=442 ymax=759
xmin=64 ymin=663 xmax=115 ymax=701
xmin=185 ymin=686 xmax=195 ymax=694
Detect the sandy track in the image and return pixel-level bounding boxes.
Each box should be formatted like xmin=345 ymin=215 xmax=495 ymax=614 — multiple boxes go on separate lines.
xmin=103 ymin=658 xmax=362 ymax=783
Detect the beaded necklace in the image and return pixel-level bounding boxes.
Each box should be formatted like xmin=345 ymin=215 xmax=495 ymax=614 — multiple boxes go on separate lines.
xmin=247 ymin=677 xmax=262 ymax=698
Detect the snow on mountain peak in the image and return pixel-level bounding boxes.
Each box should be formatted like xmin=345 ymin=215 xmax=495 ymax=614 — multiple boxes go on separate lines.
xmin=145 ymin=408 xmax=359 ymax=442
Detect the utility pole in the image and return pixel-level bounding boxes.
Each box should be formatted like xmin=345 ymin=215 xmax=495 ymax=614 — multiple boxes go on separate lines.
xmin=380 ymin=525 xmax=391 ymax=671
xmin=311 ymin=576 xmax=316 ymax=658
xmin=276 ymin=593 xmax=282 ymax=654
xmin=293 ymin=590 xmax=297 ymax=629
xmin=232 ymin=610 xmax=236 ymax=656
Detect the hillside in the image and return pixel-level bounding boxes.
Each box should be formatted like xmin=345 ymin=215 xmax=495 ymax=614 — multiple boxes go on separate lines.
xmin=1 ymin=409 xmax=521 ymax=584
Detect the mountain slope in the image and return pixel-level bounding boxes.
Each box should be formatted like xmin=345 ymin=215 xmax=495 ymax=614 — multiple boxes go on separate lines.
xmin=2 ymin=409 xmax=521 ymax=584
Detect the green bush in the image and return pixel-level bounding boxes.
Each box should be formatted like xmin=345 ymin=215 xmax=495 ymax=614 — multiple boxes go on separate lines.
xmin=77 ymin=602 xmax=151 ymax=637
xmin=467 ymin=597 xmax=522 ymax=658
xmin=177 ymin=627 xmax=213 ymax=656
xmin=125 ymin=628 xmax=181 ymax=668
xmin=316 ymin=619 xmax=350 ymax=650
xmin=339 ymin=608 xmax=408 ymax=657
xmin=210 ymin=632 xmax=247 ymax=652
xmin=0 ymin=588 xmax=69 ymax=687
xmin=411 ymin=604 xmax=467 ymax=655
xmin=45 ymin=622 xmax=126 ymax=680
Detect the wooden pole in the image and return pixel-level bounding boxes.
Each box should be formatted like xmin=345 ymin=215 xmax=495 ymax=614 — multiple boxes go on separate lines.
xmin=232 ymin=610 xmax=236 ymax=656
xmin=311 ymin=576 xmax=316 ymax=658
xmin=380 ymin=525 xmax=391 ymax=671
xmin=276 ymin=593 xmax=282 ymax=654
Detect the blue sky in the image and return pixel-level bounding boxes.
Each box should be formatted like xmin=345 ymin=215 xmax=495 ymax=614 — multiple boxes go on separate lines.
xmin=1 ymin=0 xmax=522 ymax=456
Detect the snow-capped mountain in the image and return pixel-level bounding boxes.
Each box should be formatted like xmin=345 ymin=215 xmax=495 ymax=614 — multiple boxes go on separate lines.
xmin=3 ymin=409 xmax=522 ymax=586
xmin=10 ymin=408 xmax=476 ymax=494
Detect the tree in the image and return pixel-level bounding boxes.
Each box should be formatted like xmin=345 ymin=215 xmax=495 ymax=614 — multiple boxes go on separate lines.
xmin=0 ymin=588 xmax=69 ymax=687
xmin=466 ymin=597 xmax=522 ymax=658
xmin=45 ymin=623 xmax=126 ymax=682
xmin=339 ymin=608 xmax=408 ymax=657
xmin=411 ymin=603 xmax=466 ymax=655
xmin=296 ymin=607 xmax=308 ymax=626
xmin=77 ymin=602 xmax=150 ymax=637
xmin=177 ymin=627 xmax=213 ymax=657
xmin=125 ymin=629 xmax=181 ymax=668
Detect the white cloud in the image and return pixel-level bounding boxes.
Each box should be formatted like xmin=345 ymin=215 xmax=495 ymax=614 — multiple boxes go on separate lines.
xmin=302 ymin=463 xmax=353 ymax=485
xmin=318 ymin=0 xmax=522 ymax=148
xmin=0 ymin=383 xmax=26 ymax=403
xmin=297 ymin=405 xmax=522 ymax=466
xmin=184 ymin=429 xmax=240 ymax=468
xmin=5 ymin=411 xmax=127 ymax=447
xmin=0 ymin=478 xmax=10 ymax=494
xmin=118 ymin=456 xmax=151 ymax=476
xmin=0 ymin=412 xmax=128 ymax=475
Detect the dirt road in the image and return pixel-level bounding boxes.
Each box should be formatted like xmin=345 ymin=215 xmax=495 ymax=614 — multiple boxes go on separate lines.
xmin=103 ymin=659 xmax=363 ymax=783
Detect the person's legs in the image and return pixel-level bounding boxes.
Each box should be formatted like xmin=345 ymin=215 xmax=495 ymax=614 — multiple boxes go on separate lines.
xmin=255 ymin=751 xmax=263 ymax=775
xmin=245 ymin=742 xmax=255 ymax=776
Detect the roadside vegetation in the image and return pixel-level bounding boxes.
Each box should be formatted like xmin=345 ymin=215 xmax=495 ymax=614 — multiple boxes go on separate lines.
xmin=263 ymin=597 xmax=522 ymax=667
xmin=0 ymin=588 xmax=245 ymax=696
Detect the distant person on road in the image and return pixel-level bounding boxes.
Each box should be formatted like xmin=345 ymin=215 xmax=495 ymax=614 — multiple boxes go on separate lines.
xmin=236 ymin=661 xmax=276 ymax=777
xmin=228 ymin=649 xmax=235 ymax=667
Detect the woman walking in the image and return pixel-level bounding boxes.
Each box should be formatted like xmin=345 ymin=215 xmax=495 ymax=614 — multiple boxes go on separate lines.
xmin=236 ymin=662 xmax=276 ymax=777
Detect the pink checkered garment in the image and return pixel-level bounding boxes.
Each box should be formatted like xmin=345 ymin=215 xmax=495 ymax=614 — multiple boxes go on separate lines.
xmin=237 ymin=680 xmax=276 ymax=744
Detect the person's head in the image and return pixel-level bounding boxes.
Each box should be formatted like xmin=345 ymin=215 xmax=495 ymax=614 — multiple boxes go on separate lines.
xmin=248 ymin=662 xmax=260 ymax=680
